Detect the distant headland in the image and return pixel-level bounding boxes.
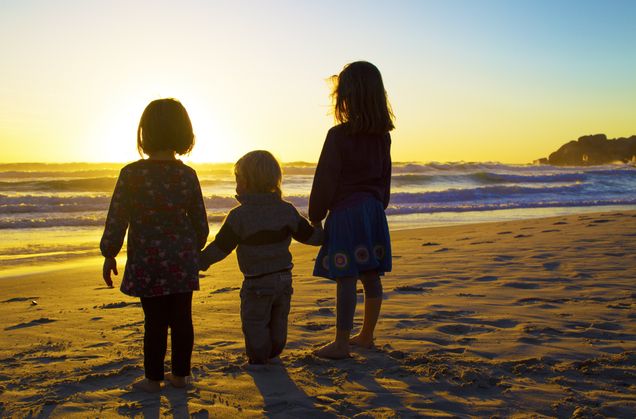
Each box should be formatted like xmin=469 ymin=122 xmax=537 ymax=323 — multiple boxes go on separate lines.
xmin=536 ymin=134 xmax=636 ymax=166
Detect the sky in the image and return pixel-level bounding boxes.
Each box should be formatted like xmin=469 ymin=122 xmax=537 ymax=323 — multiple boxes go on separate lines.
xmin=0 ymin=0 xmax=635 ymax=164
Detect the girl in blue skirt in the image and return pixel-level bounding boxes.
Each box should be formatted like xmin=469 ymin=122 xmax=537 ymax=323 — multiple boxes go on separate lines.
xmin=309 ymin=61 xmax=394 ymax=359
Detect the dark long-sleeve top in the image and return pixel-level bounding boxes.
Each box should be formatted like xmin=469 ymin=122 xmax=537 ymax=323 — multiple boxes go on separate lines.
xmin=100 ymin=159 xmax=209 ymax=297
xmin=308 ymin=124 xmax=392 ymax=223
xmin=200 ymin=193 xmax=323 ymax=277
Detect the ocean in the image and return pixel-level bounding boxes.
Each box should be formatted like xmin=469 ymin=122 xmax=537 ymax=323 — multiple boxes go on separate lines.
xmin=1 ymin=161 xmax=635 ymax=273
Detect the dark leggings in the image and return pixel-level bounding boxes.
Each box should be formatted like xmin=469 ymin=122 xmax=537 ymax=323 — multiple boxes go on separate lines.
xmin=336 ymin=272 xmax=382 ymax=331
xmin=140 ymin=292 xmax=193 ymax=381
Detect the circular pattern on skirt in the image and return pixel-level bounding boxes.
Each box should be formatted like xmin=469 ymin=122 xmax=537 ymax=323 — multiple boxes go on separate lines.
xmin=334 ymin=253 xmax=349 ymax=269
xmin=373 ymin=245 xmax=385 ymax=260
xmin=322 ymin=255 xmax=330 ymax=270
xmin=354 ymin=246 xmax=370 ymax=264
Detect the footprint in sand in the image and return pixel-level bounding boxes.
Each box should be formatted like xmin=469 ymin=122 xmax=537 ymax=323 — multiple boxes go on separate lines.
xmin=516 ymin=297 xmax=569 ymax=305
xmin=316 ymin=307 xmax=334 ymax=316
xmin=85 ymin=342 xmax=112 ymax=348
xmin=502 ymin=282 xmax=540 ymax=289
xmin=524 ymin=325 xmax=562 ymax=335
xmin=112 ymin=320 xmax=144 ymax=330
xmin=589 ymin=322 xmax=622 ymax=331
xmin=514 ymin=234 xmax=532 ymax=238
xmin=532 ymin=253 xmax=555 ymax=259
xmin=437 ymin=324 xmax=492 ymax=335
xmin=96 ymin=301 xmax=141 ymax=309
xmin=5 ymin=317 xmax=56 ymax=330
xmin=315 ymin=297 xmax=334 ymax=306
xmin=457 ymin=293 xmax=486 ymax=297
xmin=396 ymin=319 xmax=419 ymax=328
xmin=300 ymin=322 xmax=331 ymax=331
xmin=607 ymin=303 xmax=631 ymax=310
xmin=197 ymin=341 xmax=236 ymax=350
xmin=394 ymin=285 xmax=431 ymax=293
xmin=419 ymin=280 xmax=450 ymax=287
xmin=591 ymin=219 xmax=613 ymax=224
xmin=415 ymin=310 xmax=474 ymax=320
xmin=497 ymin=231 xmax=512 ymax=235
xmin=428 ymin=347 xmax=466 ymax=355
xmin=541 ymin=229 xmax=560 ymax=233
xmin=422 ymin=242 xmax=440 ymax=246
xmin=604 ymin=252 xmax=626 ymax=257
xmin=2 ymin=296 xmax=39 ymax=303
xmin=494 ymin=255 xmax=515 ymax=262
xmin=543 ymin=261 xmax=561 ymax=271
xmin=209 ymin=287 xmax=240 ymax=294
xmin=470 ymin=240 xmax=494 ymax=245
xmin=474 ymin=275 xmax=498 ymax=282
xmin=434 ymin=247 xmax=450 ymax=252
xmin=553 ymin=221 xmax=568 ymax=225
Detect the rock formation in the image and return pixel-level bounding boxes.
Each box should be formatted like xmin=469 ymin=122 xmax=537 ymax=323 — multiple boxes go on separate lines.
xmin=537 ymin=134 xmax=636 ymax=166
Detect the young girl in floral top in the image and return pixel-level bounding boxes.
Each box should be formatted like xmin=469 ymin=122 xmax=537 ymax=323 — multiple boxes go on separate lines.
xmin=100 ymin=98 xmax=209 ymax=392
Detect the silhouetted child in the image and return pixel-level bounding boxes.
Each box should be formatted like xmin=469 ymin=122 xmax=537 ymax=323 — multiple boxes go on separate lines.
xmin=309 ymin=61 xmax=394 ymax=359
xmin=100 ymin=98 xmax=209 ymax=392
xmin=199 ymin=150 xmax=322 ymax=365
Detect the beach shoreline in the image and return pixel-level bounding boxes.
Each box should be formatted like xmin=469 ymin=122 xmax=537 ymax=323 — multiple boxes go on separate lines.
xmin=1 ymin=210 xmax=635 ymax=417
xmin=3 ymin=203 xmax=636 ymax=279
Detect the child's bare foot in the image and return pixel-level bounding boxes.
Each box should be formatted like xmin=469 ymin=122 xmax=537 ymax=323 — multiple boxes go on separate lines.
xmin=132 ymin=378 xmax=161 ymax=393
xmin=165 ymin=372 xmax=188 ymax=388
xmin=349 ymin=333 xmax=375 ymax=349
xmin=313 ymin=341 xmax=351 ymax=360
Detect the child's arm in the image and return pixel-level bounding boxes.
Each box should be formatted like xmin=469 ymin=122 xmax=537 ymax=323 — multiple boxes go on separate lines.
xmin=382 ymin=135 xmax=392 ymax=209
xmin=308 ymin=131 xmax=341 ymax=224
xmin=291 ymin=208 xmax=324 ymax=246
xmin=188 ymin=170 xmax=210 ymax=250
xmin=199 ymin=217 xmax=239 ymax=271
xmin=99 ymin=169 xmax=130 ymax=287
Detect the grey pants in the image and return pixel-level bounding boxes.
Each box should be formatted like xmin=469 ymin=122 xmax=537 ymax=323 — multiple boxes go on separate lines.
xmin=240 ymin=271 xmax=293 ymax=364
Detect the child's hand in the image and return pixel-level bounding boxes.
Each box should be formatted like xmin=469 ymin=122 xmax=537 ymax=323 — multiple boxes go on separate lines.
xmin=102 ymin=257 xmax=118 ymax=288
xmin=198 ymin=260 xmax=210 ymax=272
xmin=198 ymin=251 xmax=209 ymax=271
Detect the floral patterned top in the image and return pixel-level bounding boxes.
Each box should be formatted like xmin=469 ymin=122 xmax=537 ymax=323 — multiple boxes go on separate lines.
xmin=100 ymin=159 xmax=209 ymax=297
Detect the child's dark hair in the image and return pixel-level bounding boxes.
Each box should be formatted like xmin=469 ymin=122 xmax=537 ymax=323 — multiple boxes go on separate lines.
xmin=137 ymin=98 xmax=195 ymax=156
xmin=234 ymin=150 xmax=282 ymax=197
xmin=332 ymin=61 xmax=395 ymax=135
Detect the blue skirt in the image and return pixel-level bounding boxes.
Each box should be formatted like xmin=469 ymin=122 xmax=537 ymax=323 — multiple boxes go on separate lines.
xmin=313 ymin=196 xmax=392 ymax=279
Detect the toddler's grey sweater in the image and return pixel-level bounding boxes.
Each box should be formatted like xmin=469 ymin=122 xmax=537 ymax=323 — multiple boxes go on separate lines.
xmin=199 ymin=193 xmax=323 ymax=277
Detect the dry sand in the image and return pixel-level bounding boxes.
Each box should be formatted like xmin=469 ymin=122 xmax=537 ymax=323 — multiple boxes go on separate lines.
xmin=0 ymin=211 xmax=635 ymax=417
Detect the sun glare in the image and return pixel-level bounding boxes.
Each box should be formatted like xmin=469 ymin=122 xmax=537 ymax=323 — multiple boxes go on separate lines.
xmin=89 ymin=87 xmax=236 ymax=164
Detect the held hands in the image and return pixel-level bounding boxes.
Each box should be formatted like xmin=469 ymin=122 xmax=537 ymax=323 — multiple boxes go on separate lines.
xmin=198 ymin=251 xmax=210 ymax=272
xmin=102 ymin=257 xmax=118 ymax=288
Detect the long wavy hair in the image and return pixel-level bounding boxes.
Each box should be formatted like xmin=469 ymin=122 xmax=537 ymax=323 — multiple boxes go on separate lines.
xmin=332 ymin=61 xmax=395 ymax=135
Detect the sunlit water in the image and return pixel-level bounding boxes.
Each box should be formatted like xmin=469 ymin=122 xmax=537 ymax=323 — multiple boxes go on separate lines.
xmin=1 ymin=162 xmax=635 ymax=274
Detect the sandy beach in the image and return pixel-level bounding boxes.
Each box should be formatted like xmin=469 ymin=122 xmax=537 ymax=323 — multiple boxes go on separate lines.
xmin=1 ymin=210 xmax=635 ymax=417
